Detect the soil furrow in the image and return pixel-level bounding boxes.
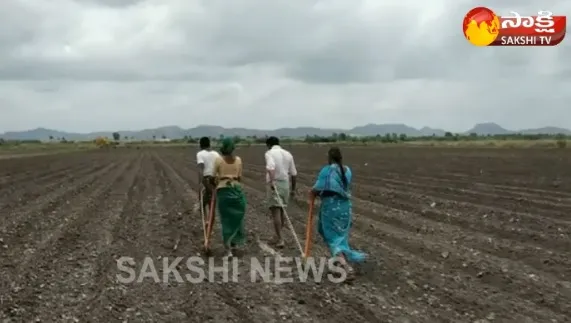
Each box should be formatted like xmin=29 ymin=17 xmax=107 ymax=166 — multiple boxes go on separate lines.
xmin=158 ymin=152 xmax=315 ymax=322
xmin=243 ymin=168 xmax=571 ymax=257
xmin=2 ymin=145 xmax=570 ymax=322
xmin=285 ymin=174 xmax=571 ymax=281
xmin=0 ymin=159 xmax=92 ymax=198
xmin=0 ymin=160 xmax=113 ymax=212
xmin=0 ymin=153 xmax=134 ymax=321
xmin=0 ymin=161 xmax=120 ymax=275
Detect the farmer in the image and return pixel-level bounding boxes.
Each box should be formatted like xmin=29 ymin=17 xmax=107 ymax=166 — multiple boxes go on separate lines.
xmin=196 ymin=137 xmax=220 ymax=217
xmin=310 ymin=147 xmax=367 ymax=278
xmin=213 ymin=138 xmax=247 ymax=257
xmin=264 ymin=136 xmax=297 ymax=248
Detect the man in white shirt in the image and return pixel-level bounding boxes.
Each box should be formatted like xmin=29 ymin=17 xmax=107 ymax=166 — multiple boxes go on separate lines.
xmin=264 ymin=136 xmax=297 ymax=248
xmin=196 ymin=137 xmax=220 ymax=216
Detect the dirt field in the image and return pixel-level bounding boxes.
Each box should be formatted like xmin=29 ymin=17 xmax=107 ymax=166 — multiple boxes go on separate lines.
xmin=1 ymin=145 xmax=570 ymax=323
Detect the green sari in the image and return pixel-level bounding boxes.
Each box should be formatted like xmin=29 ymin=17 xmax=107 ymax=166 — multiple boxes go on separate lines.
xmin=216 ymin=180 xmax=247 ymax=246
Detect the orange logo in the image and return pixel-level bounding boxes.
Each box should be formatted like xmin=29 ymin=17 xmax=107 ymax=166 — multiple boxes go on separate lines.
xmin=463 ymin=7 xmax=500 ymax=46
xmin=463 ymin=7 xmax=566 ymax=47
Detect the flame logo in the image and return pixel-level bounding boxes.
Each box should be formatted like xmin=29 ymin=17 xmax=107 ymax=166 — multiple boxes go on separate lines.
xmin=463 ymin=7 xmax=500 ymax=47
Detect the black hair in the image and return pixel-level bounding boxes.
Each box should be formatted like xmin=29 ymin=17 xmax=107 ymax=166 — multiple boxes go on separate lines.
xmin=266 ymin=136 xmax=279 ymax=148
xmin=328 ymin=147 xmax=347 ymax=188
xmin=199 ymin=137 xmax=210 ymax=149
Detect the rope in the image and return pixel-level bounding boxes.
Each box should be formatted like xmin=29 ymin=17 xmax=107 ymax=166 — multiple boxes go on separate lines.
xmin=272 ymin=184 xmax=304 ymax=257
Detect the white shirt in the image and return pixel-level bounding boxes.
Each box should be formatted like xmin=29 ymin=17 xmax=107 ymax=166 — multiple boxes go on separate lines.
xmin=196 ymin=149 xmax=220 ymax=177
xmin=265 ymin=145 xmax=297 ymax=183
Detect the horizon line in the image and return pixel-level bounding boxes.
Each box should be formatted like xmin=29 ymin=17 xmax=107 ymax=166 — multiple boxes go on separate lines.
xmin=2 ymin=122 xmax=569 ymax=135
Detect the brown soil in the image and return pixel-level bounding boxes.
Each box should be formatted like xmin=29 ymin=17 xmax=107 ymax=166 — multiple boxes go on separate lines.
xmin=1 ymin=146 xmax=570 ymax=322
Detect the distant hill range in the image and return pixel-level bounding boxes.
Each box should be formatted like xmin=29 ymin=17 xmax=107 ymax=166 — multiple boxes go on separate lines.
xmin=1 ymin=122 xmax=570 ymax=141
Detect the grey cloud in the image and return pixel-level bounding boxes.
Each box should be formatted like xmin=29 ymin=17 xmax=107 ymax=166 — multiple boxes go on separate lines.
xmin=0 ymin=0 xmax=569 ymax=133
xmin=0 ymin=3 xmax=42 ymax=56
xmin=0 ymin=55 xmax=245 ymax=82
xmin=74 ymin=0 xmax=146 ymax=8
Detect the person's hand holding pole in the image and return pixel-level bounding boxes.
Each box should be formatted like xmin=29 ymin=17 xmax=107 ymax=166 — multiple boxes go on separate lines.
xmin=309 ymin=189 xmax=318 ymax=200
xmin=268 ymin=169 xmax=276 ymax=191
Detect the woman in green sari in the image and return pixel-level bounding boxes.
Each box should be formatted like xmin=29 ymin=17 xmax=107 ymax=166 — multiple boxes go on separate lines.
xmin=213 ymin=138 xmax=247 ymax=257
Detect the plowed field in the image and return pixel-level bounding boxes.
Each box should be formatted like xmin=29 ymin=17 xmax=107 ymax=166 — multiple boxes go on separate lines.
xmin=1 ymin=146 xmax=570 ymax=323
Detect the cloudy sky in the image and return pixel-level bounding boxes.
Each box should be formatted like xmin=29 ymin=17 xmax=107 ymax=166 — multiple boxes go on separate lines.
xmin=0 ymin=0 xmax=568 ymax=133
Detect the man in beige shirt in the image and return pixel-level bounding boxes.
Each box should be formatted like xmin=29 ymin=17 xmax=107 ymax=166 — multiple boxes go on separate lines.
xmin=264 ymin=136 xmax=297 ymax=248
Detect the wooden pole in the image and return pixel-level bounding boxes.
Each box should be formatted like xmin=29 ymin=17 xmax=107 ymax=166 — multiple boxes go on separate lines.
xmin=204 ymin=193 xmax=216 ymax=250
xmin=303 ymin=195 xmax=315 ymax=260
xmin=200 ymin=189 xmax=207 ymax=243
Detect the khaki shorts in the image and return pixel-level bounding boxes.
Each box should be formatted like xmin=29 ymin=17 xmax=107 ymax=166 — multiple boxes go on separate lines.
xmin=266 ymin=180 xmax=290 ymax=208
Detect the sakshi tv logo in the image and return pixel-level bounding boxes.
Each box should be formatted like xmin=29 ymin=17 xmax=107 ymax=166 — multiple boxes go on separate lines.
xmin=462 ymin=7 xmax=566 ymax=47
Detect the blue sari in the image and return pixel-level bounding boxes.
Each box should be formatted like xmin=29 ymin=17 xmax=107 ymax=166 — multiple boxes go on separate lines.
xmin=312 ymin=164 xmax=367 ymax=263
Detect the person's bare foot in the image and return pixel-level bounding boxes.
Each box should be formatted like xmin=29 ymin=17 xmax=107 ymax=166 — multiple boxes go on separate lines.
xmin=230 ymin=243 xmax=239 ymax=256
xmin=344 ymin=264 xmax=356 ymax=281
xmin=223 ymin=245 xmax=233 ymax=258
xmin=331 ymin=255 xmax=355 ymax=281
xmin=272 ymin=238 xmax=285 ymax=248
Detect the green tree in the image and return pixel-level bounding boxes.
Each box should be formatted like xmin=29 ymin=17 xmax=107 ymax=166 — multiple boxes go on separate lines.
xmin=112 ymin=132 xmax=120 ymax=141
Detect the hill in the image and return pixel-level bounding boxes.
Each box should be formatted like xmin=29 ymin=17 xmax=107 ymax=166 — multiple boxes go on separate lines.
xmin=464 ymin=123 xmax=571 ymax=136
xmin=1 ymin=123 xmax=569 ymax=141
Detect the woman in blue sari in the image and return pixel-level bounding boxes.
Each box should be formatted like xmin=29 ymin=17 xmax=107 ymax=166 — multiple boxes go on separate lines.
xmin=310 ymin=147 xmax=367 ymax=278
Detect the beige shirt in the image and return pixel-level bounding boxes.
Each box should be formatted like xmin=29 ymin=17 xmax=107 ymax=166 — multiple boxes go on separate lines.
xmin=214 ymin=156 xmax=243 ymax=189
xmin=264 ymin=145 xmax=297 ymax=183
